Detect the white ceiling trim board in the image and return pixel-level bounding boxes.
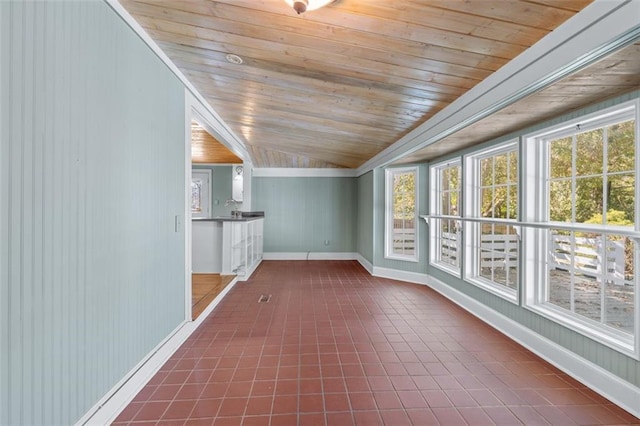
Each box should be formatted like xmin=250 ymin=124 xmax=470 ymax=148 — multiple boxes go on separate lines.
xmin=253 ymin=168 xmax=358 ymax=178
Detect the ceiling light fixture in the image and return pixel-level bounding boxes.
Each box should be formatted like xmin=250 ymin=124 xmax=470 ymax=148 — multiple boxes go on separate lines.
xmin=284 ymin=0 xmax=334 ymax=14
xmin=225 ymin=53 xmax=243 ymax=65
xmin=234 ymin=165 xmax=244 ymax=180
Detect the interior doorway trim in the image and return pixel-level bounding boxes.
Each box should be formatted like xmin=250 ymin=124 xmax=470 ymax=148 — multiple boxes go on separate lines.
xmin=184 ymin=91 xmax=194 ymax=322
xmin=184 ymin=90 xmax=251 ymax=322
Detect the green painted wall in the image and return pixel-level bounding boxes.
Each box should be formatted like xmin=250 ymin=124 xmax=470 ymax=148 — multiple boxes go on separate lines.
xmin=357 ymin=171 xmax=374 ymax=263
xmin=192 ymin=165 xmax=237 ymax=217
xmin=1 ymin=2 xmax=186 ymax=424
xmin=253 ymin=177 xmax=357 ymax=253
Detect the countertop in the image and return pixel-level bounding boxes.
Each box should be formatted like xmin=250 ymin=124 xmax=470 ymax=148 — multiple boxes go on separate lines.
xmin=193 ymin=212 xmax=264 ymax=222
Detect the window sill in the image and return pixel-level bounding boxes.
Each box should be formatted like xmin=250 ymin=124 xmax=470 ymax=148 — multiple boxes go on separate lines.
xmin=385 ymin=254 xmax=419 ymax=263
xmin=429 ymin=260 xmax=461 ymax=278
xmin=525 ymin=302 xmax=637 ymax=360
xmin=466 ymin=277 xmax=518 ymax=304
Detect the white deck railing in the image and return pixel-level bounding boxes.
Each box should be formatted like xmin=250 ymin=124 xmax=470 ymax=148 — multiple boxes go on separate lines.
xmin=549 ymin=233 xmax=629 ymax=286
xmin=397 ymin=228 xmax=630 ymax=286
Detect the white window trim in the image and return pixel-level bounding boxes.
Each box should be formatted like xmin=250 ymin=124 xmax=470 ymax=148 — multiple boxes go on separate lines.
xmin=463 ymin=140 xmax=520 ymax=303
xmin=429 ymin=159 xmax=462 ymax=275
xmin=385 ymin=167 xmax=419 ymax=262
xmin=522 ymin=99 xmax=640 ymax=359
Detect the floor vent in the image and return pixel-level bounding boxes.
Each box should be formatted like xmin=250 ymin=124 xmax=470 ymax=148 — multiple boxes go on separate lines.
xmin=258 ymin=294 xmax=271 ymax=303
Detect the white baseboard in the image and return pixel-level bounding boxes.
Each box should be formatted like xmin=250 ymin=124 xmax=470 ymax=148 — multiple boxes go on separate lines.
xmin=356 ymin=254 xmax=374 ymax=274
xmin=78 ymin=278 xmax=239 ymax=425
xmin=372 ymin=266 xmax=428 ymax=285
xmin=371 ymin=267 xmax=640 ymax=419
xmin=263 ymin=252 xmax=357 ymax=260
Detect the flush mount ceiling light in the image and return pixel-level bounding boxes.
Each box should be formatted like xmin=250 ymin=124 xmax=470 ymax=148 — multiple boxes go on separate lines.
xmin=225 ymin=53 xmax=243 ymax=65
xmin=284 ymin=0 xmax=335 ymax=14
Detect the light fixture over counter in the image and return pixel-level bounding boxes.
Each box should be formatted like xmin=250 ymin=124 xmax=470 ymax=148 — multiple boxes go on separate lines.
xmin=284 ymin=0 xmax=335 ymax=14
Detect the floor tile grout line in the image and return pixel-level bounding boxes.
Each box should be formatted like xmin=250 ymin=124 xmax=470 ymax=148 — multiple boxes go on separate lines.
xmin=115 ymin=261 xmax=639 ymax=425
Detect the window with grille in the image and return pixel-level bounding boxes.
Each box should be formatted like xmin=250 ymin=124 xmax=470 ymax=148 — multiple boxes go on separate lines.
xmin=522 ymin=101 xmax=638 ymax=356
xmin=385 ymin=167 xmax=418 ymax=262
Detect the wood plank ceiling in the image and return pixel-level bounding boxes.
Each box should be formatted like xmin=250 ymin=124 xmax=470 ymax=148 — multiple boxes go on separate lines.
xmin=191 ymin=121 xmax=243 ymax=164
xmin=121 ymin=0 xmax=596 ymax=168
xmin=399 ymin=41 xmax=640 ymax=163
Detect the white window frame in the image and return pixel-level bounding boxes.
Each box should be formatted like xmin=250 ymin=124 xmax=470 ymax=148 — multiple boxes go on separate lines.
xmin=385 ymin=167 xmax=419 ymax=262
xmin=429 ymin=159 xmax=462 ymax=275
xmin=522 ymin=100 xmax=640 ymax=358
xmin=463 ymin=141 xmax=519 ymax=303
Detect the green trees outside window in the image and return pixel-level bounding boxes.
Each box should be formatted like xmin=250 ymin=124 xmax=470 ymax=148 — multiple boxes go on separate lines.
xmin=548 ymin=119 xmax=635 ymax=225
xmin=386 ymin=167 xmax=418 ymax=261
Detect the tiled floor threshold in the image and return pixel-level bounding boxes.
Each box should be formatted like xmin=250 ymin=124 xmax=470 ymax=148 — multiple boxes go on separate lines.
xmin=113 ymin=260 xmax=639 ymax=425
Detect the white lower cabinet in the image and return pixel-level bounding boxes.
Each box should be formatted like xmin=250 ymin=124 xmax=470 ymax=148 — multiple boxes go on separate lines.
xmin=221 ymin=218 xmax=264 ymax=280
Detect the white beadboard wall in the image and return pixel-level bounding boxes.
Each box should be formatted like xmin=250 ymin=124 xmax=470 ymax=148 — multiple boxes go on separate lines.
xmin=1 ymin=1 xmax=186 ymax=424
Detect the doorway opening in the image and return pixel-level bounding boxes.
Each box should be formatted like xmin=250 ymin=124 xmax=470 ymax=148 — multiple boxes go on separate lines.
xmin=191 ymin=274 xmax=235 ymax=319
xmin=186 ymin=92 xmax=248 ymax=321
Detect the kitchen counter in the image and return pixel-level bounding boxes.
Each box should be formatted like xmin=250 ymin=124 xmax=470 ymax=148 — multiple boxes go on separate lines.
xmin=193 ymin=217 xmax=258 ymax=222
xmin=192 ymin=214 xmax=264 ymax=279
xmin=193 ymin=212 xmax=264 ymax=222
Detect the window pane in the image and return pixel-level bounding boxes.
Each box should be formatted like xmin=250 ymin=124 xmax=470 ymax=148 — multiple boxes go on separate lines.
xmin=442 ymin=168 xmax=450 ymax=186
xmin=548 ymin=229 xmax=572 ymax=309
xmin=548 ymin=270 xmax=572 ymax=311
xmin=450 ymin=167 xmax=460 ymax=190
xmin=573 ymin=272 xmax=601 ymax=323
xmin=507 ymin=185 xmax=518 ymax=220
xmin=481 ymin=157 xmax=493 ymax=186
xmin=441 ymin=192 xmax=450 ymax=216
xmin=508 ymin=151 xmax=518 ymax=183
xmin=575 ymin=176 xmax=603 ymax=223
xmin=604 ymin=236 xmax=635 ymax=333
xmin=576 ymin=128 xmax=603 ymax=176
xmin=494 ymin=154 xmax=508 ymax=185
xmin=478 ymin=224 xmax=518 ymax=291
xmin=481 ymin=187 xmax=493 ymax=218
xmin=493 ymin=186 xmax=508 ymax=219
xmin=547 ymin=230 xmax=634 ymax=336
xmin=389 ymin=169 xmax=416 ymax=258
xmin=549 ymin=137 xmax=572 ymax=179
xmin=191 ymin=179 xmax=202 ymax=213
xmin=449 ymin=191 xmax=459 ymax=215
xmin=607 ymin=174 xmax=635 ymax=226
xmin=549 ymin=180 xmax=572 ymax=222
xmin=440 ymin=219 xmax=459 ymax=267
xmin=607 ymin=119 xmax=635 ymax=173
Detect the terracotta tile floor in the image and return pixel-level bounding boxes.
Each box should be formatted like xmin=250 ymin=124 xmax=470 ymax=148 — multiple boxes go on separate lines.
xmin=113 ymin=260 xmax=639 ymax=425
